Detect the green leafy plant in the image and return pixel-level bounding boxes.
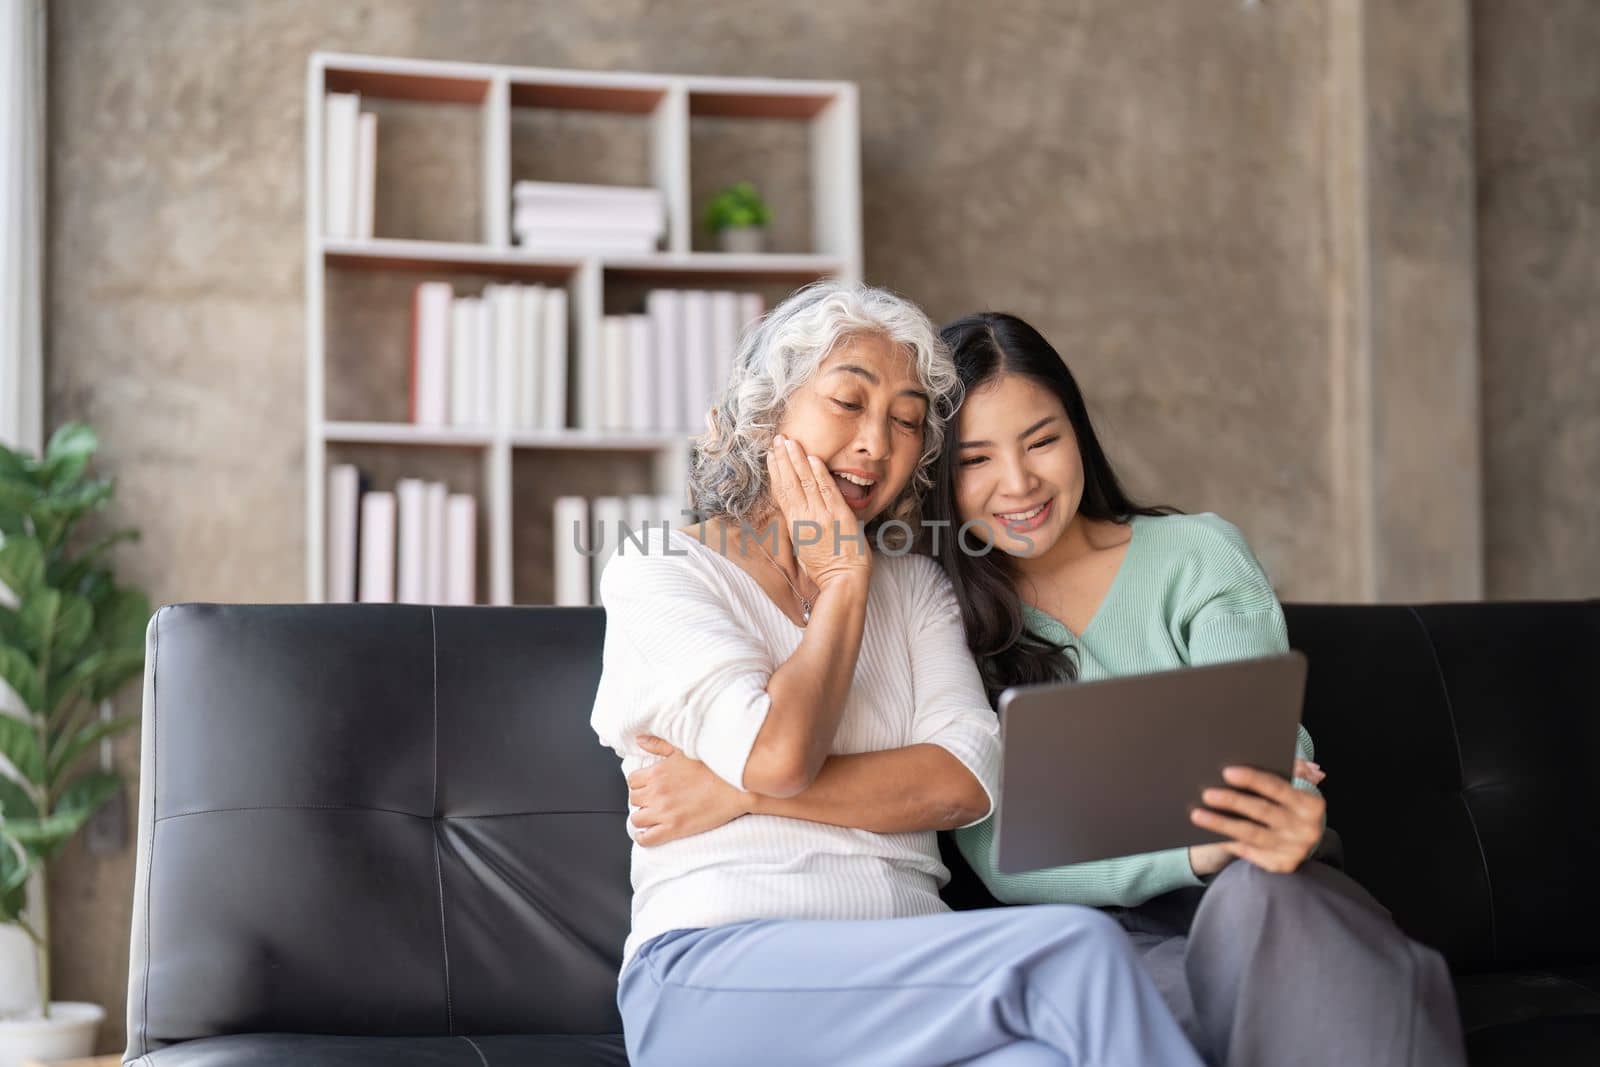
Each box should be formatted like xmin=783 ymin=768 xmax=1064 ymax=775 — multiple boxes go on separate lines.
xmin=0 ymin=424 xmax=149 ymax=1021
xmin=702 ymin=181 xmax=772 ymax=233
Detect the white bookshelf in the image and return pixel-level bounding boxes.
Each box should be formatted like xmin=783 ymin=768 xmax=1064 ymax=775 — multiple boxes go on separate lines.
xmin=305 ymin=51 xmax=864 ymax=604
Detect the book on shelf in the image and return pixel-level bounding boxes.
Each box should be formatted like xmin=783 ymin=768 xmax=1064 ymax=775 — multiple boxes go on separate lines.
xmin=322 ymin=92 xmax=376 ymax=240
xmin=552 ymin=495 xmax=590 ymax=607
xmin=647 ymin=290 xmax=683 ymax=433
xmin=710 ymin=291 xmax=740 ymax=407
xmin=515 ymin=285 xmax=544 ymax=430
xmin=449 ymin=296 xmax=479 ymax=427
xmin=355 ymin=111 xmax=377 ymax=240
xmin=541 ymin=287 xmax=569 ymax=430
xmin=430 ymin=282 xmax=571 ymax=433
xmin=513 ymin=230 xmax=660 ymax=256
xmin=739 ymin=292 xmax=766 ymax=334
xmin=444 ymin=494 xmax=477 ymax=605
xmin=601 ymin=316 xmax=631 ymax=431
xmin=511 ymin=200 xmax=663 ymax=233
xmin=680 ymin=291 xmax=713 ymax=436
xmin=330 ymin=469 xmax=475 ymax=605
xmin=511 ymin=180 xmax=664 ymax=254
xmin=322 ymin=92 xmax=357 ymax=239
xmin=512 ymin=180 xmax=664 ymax=227
xmin=589 ymin=495 xmax=627 ymax=606
xmin=423 ymin=481 xmax=448 ymax=604
xmin=571 ymin=493 xmax=681 ymax=607
xmin=395 ymin=478 xmax=428 ymax=603
xmin=473 ymin=296 xmax=494 ymax=428
xmin=326 ymin=464 xmax=364 ymax=603
xmin=581 ymin=316 xmax=613 ymax=432
xmin=357 ymin=490 xmax=396 ymax=603
xmin=627 ymin=314 xmax=656 ymax=432
xmin=408 ymin=279 xmax=765 ymax=438
xmin=410 ymin=282 xmax=452 ymax=427
xmin=566 ymin=288 xmax=769 ymax=438
xmin=488 ymin=285 xmax=520 ymax=433
xmin=624 ymin=494 xmax=656 ymax=550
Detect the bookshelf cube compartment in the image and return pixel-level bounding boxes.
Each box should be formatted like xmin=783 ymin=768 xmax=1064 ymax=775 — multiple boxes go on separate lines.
xmin=369 ymin=98 xmax=485 ymax=243
xmin=685 ymin=80 xmax=859 ymax=269
xmin=507 ymin=74 xmax=682 ymax=254
xmin=324 ymin=267 xmax=423 ymax=425
xmin=323 ymin=259 xmax=582 ymax=430
xmin=511 ymin=449 xmax=666 ymax=606
xmin=320 ymin=64 xmax=495 ymax=245
xmin=689 ymin=115 xmax=811 ymax=254
xmin=593 ymin=273 xmax=798 ymax=441
xmin=324 ymin=442 xmax=494 ymax=606
xmin=511 ymin=108 xmax=652 ymax=187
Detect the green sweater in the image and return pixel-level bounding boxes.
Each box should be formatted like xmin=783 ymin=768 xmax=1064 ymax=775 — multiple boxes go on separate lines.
xmin=952 ymin=512 xmax=1317 ymax=908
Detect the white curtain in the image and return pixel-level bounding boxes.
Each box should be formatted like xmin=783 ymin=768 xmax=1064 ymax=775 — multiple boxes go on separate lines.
xmin=0 ymin=1 xmax=44 ymax=1016
xmin=0 ymin=0 xmax=45 ymax=458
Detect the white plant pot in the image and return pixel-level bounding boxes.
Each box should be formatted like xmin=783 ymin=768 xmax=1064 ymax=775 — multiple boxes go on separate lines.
xmin=0 ymin=1002 xmax=105 ymax=1067
xmin=717 ymin=226 xmax=767 ymax=254
xmin=0 ymin=926 xmax=38 ymax=1018
xmin=0 ymin=871 xmax=44 ymax=1018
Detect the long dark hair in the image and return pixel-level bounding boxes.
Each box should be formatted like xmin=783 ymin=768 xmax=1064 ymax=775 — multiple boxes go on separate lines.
xmin=927 ymin=312 xmax=1176 ymax=703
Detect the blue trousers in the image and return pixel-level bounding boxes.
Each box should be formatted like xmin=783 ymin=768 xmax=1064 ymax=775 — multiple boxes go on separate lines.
xmin=618 ymin=905 xmax=1204 ymax=1066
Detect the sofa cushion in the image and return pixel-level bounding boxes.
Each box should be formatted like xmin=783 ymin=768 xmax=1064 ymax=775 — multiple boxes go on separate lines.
xmin=1465 ymin=1017 xmax=1600 ymax=1067
xmin=126 ymin=606 xmax=633 ymax=1060
xmin=133 ymin=1032 xmax=628 ymax=1066
xmin=1286 ymin=601 xmax=1600 ymax=972
xmin=1456 ymin=964 xmax=1600 ymax=1066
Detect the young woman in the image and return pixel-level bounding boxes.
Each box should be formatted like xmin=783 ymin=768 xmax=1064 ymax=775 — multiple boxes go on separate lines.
xmin=926 ymin=311 xmax=1466 ymax=1067
xmin=592 ymin=283 xmax=1201 ymax=1067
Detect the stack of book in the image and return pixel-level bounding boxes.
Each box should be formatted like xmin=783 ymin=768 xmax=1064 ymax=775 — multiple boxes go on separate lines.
xmin=323 ymin=92 xmax=378 ymax=240
xmin=409 ymin=281 xmax=569 ymax=430
xmin=326 ymin=465 xmax=478 ymax=605
xmin=583 ymin=289 xmax=766 ymax=434
xmin=512 ymin=181 xmax=665 ymax=255
xmin=552 ymin=494 xmax=684 ymax=607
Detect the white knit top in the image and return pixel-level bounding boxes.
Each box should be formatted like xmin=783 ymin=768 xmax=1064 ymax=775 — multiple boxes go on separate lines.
xmin=591 ymin=526 xmax=1003 ymax=969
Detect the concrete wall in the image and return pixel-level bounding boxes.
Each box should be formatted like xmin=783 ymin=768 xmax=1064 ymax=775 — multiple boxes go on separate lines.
xmin=1473 ymin=0 xmax=1600 ymax=599
xmin=40 ymin=0 xmax=1596 ymax=1053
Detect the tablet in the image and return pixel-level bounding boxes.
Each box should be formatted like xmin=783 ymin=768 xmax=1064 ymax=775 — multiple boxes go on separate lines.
xmin=993 ymin=651 xmax=1308 ymax=873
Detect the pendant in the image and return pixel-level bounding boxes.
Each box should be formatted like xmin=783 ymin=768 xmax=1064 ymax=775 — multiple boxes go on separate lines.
xmin=800 ymin=600 xmax=812 ymax=625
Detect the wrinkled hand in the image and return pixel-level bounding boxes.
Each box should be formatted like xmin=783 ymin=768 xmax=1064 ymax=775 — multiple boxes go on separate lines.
xmin=765 ymin=434 xmax=870 ymax=590
xmin=1189 ymin=765 xmax=1327 ymax=875
xmin=626 ymin=736 xmax=752 ymax=847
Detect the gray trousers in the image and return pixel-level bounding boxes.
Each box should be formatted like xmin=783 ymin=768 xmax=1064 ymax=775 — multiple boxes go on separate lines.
xmin=1109 ymin=860 xmax=1468 ymax=1067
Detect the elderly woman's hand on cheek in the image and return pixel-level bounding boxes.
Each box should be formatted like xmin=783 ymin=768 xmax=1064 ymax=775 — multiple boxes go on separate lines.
xmin=627 ymin=735 xmax=753 ymax=847
xmin=767 ymin=434 xmax=871 ymax=590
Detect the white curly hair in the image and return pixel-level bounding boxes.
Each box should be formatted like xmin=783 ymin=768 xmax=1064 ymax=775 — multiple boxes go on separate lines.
xmin=687 ymin=280 xmax=962 ymax=542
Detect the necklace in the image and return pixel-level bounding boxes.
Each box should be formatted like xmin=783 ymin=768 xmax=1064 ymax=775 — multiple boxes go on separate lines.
xmin=749 ymin=534 xmax=813 ymax=625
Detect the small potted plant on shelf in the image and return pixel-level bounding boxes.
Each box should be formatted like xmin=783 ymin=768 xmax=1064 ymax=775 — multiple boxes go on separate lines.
xmin=0 ymin=424 xmax=150 ymax=1065
xmin=703 ymin=181 xmax=772 ymax=254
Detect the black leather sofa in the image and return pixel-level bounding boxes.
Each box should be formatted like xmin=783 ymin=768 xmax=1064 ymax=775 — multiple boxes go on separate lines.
xmin=123 ymin=600 xmax=1599 ymax=1066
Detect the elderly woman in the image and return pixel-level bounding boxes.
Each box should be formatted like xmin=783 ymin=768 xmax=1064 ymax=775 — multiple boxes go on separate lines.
xmin=590 ymin=281 xmax=1202 ymax=1067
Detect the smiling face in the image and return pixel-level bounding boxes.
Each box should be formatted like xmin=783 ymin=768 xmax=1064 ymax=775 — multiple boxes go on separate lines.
xmin=953 ymin=372 xmax=1083 ymax=559
xmin=773 ymin=332 xmax=930 ymax=524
